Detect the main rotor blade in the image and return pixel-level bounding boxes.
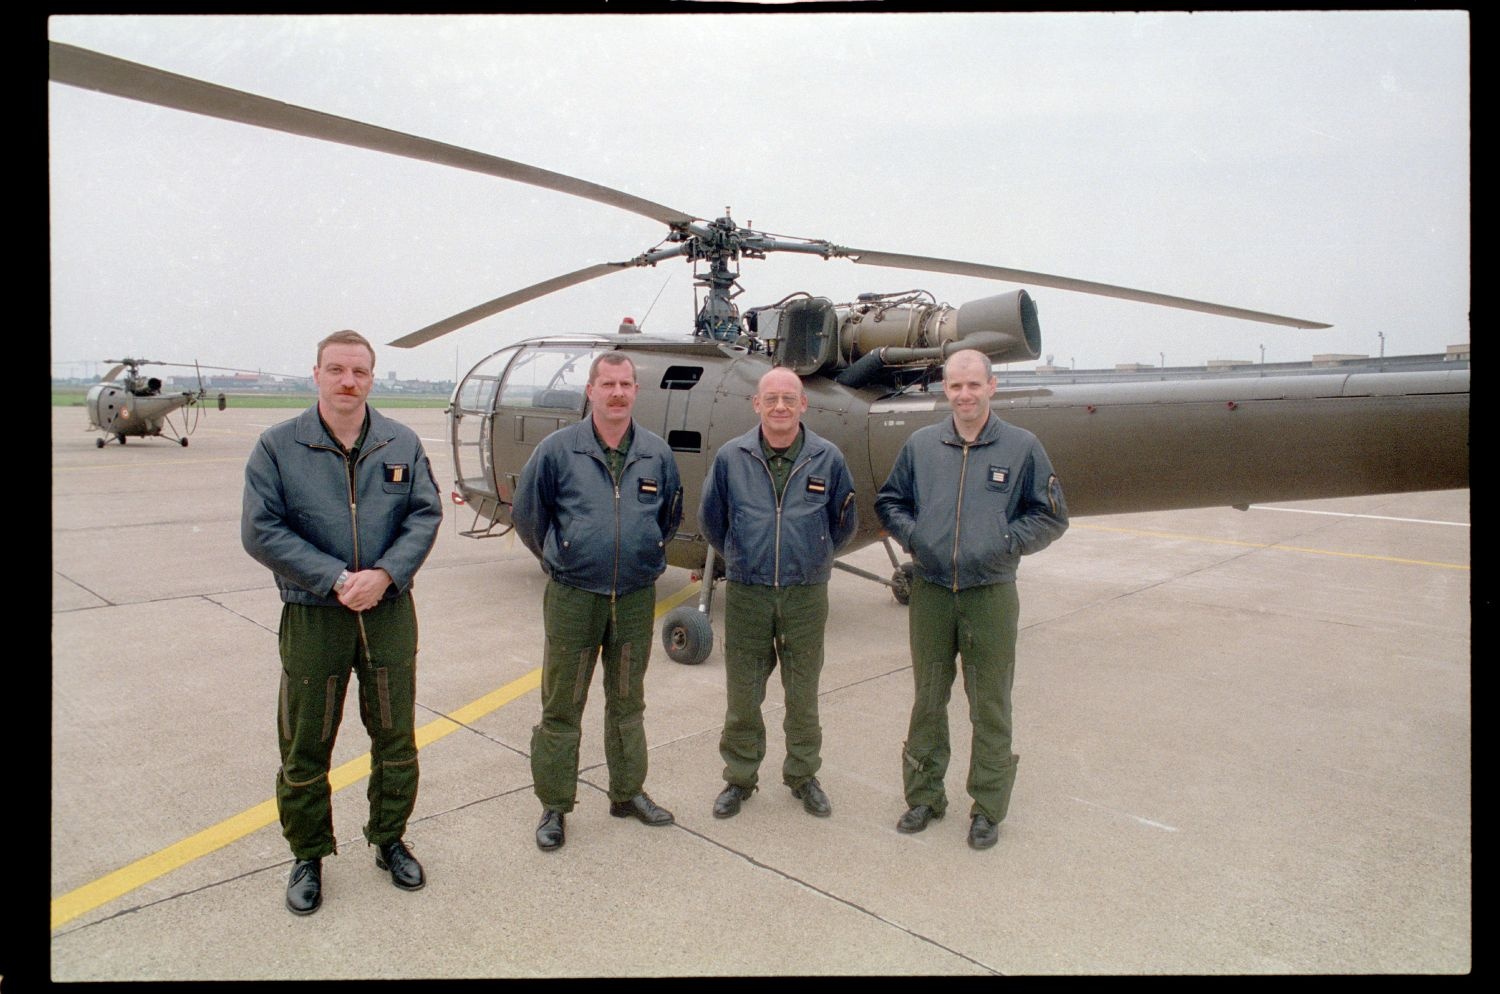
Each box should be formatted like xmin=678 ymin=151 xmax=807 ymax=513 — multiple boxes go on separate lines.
xmin=833 ymin=247 xmax=1331 ymax=330
xmin=101 ymin=364 xmax=126 ymax=383
xmin=388 ymin=262 xmax=633 ymax=348
xmin=49 ymin=42 xmax=697 ymax=229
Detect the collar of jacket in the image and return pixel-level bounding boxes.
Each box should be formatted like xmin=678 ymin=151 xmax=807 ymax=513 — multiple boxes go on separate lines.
xmin=939 ymin=412 xmax=1003 ymax=448
xmin=566 ymin=417 xmax=640 ymax=460
xmin=292 ymin=403 xmax=397 ymax=452
xmin=727 ymin=423 xmax=829 ymax=461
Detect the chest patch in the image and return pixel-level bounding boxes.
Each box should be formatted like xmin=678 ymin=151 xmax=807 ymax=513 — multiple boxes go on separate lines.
xmin=384 ymin=463 xmax=409 ymax=484
xmin=638 ymin=478 xmax=659 ymax=496
xmin=988 ymin=465 xmax=1010 ymax=488
xmin=806 ymin=476 xmax=827 ymax=495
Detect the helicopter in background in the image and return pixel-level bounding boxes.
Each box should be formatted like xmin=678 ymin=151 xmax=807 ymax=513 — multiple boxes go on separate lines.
xmin=50 ymin=42 xmax=1470 ymax=662
xmin=84 ymin=357 xmax=227 ymax=448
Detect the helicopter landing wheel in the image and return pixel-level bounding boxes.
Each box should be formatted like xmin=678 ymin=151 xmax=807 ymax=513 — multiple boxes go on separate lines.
xmin=95 ymin=437 xmax=105 ymax=448
xmin=660 ymin=606 xmax=713 ymax=665
xmin=117 ymin=435 xmax=126 ymax=445
xmin=180 ymin=437 xmax=189 ymax=447
xmin=891 ymin=563 xmax=915 ymax=606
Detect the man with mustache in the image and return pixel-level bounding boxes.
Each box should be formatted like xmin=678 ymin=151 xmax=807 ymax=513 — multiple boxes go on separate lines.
xmin=242 ymin=329 xmax=443 ymax=914
xmin=513 ymin=351 xmax=684 ymax=851
xmin=699 ymin=366 xmax=857 ymax=820
xmin=875 ymin=348 xmax=1068 ymax=849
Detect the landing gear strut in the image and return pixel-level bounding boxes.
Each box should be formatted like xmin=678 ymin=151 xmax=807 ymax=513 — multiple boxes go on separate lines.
xmin=661 ymin=545 xmax=718 ymax=665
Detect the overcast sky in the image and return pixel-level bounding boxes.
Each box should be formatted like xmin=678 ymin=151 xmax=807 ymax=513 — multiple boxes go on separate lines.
xmin=48 ymin=12 xmax=1469 ymax=384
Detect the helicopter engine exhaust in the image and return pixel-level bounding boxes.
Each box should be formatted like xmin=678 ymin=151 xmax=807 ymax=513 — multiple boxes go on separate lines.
xmin=832 ymin=289 xmax=1041 ymax=388
xmin=955 ymin=289 xmax=1041 ymax=360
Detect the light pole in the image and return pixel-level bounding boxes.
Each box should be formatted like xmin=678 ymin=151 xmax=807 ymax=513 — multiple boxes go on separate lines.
xmin=1378 ymin=331 xmax=1385 ymax=358
xmin=1159 ymin=352 xmax=1165 ymax=369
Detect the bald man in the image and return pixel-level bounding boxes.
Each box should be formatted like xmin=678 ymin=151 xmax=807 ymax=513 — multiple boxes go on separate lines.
xmin=699 ymin=367 xmax=857 ymax=819
xmin=875 ymin=349 xmax=1068 ymax=850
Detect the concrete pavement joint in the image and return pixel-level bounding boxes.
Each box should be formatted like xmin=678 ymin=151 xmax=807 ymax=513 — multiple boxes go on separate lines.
xmin=52 ymin=573 xmax=115 ymax=609
xmin=411 ymin=781 xmax=539 ymax=825
xmin=53 ymin=513 xmax=232 ymax=531
xmin=51 ymin=861 xmax=287 ymax=939
xmin=671 ymin=821 xmax=1002 ymax=975
xmin=204 ymin=594 xmax=278 ymax=635
xmin=1067 ymin=795 xmax=1179 ymax=832
xmin=412 ymin=700 xmax=531 ymax=761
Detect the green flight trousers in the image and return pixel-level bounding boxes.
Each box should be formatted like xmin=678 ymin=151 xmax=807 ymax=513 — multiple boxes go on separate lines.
xmin=903 ymin=576 xmax=1021 ymax=824
xmin=275 ymin=592 xmax=420 ymax=861
xmin=719 ymin=581 xmax=828 ymax=790
xmin=531 ymin=580 xmax=655 ymax=812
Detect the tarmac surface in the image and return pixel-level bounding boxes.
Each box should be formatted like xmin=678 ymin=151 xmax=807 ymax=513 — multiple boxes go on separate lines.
xmin=47 ymin=405 xmax=1471 ymax=978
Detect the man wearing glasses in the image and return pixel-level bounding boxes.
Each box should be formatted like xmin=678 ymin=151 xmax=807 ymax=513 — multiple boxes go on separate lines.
xmin=699 ymin=366 xmax=858 ymax=820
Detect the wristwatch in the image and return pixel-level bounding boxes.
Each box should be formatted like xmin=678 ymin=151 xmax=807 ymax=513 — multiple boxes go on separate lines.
xmin=334 ymin=570 xmax=350 ymax=594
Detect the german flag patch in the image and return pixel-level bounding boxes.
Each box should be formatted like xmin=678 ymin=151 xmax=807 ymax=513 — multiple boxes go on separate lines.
xmin=806 ymin=476 xmax=827 ymax=495
xmin=384 ymin=464 xmax=409 ymax=484
xmin=638 ymin=478 xmax=659 ymax=496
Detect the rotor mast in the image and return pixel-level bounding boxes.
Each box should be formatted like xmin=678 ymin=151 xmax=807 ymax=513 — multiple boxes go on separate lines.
xmin=673 ymin=211 xmax=746 ymax=341
xmin=669 ymin=210 xmax=840 ymax=342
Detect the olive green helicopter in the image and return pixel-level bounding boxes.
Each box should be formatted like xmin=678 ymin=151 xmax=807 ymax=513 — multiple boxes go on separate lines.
xmin=84 ymin=357 xmax=227 ymax=448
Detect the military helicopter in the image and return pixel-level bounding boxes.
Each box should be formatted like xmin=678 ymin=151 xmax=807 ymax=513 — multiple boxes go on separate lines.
xmin=84 ymin=357 xmax=228 ymax=448
xmin=50 ymin=42 xmax=1470 ymax=663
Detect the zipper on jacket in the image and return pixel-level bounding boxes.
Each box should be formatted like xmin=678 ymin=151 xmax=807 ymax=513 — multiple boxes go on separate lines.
xmin=611 ymin=474 xmax=621 ymax=628
xmin=755 ymin=451 xmax=812 ymax=589
xmin=952 ymin=442 xmax=971 ymax=592
xmin=315 ymin=434 xmax=391 ymax=664
xmin=356 ymin=438 xmax=392 ymax=656
xmin=590 ymin=447 xmax=628 ymax=629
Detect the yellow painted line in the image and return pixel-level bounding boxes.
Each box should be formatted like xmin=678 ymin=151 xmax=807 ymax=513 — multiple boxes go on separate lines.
xmin=1071 ymin=522 xmax=1469 ymax=571
xmin=51 ymin=584 xmax=700 ymax=931
xmin=436 ymin=670 xmax=541 ymax=733
xmin=654 ymin=579 xmax=702 ymax=614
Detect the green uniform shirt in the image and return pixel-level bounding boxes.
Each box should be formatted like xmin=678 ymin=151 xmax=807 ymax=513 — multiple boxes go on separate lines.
xmin=759 ymin=426 xmax=805 ymax=501
xmin=593 ymin=422 xmax=634 ymax=485
xmin=317 ymin=407 xmax=371 ymax=494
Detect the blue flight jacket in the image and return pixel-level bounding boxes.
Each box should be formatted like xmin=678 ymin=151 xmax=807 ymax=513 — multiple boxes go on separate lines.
xmin=876 ymin=413 xmax=1068 ymax=591
xmin=512 ymin=418 xmax=684 ymax=597
xmin=242 ymin=404 xmax=443 ymax=606
xmin=699 ymin=425 xmax=858 ymax=587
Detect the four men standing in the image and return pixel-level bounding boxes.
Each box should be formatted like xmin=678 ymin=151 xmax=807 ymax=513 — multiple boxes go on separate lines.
xmin=699 ymin=368 xmax=858 ymax=819
xmin=244 ymin=338 xmax=1065 ymax=912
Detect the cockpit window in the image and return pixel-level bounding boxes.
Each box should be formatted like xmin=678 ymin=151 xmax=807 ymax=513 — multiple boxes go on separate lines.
xmin=455 ymin=346 xmax=516 ymax=415
xmin=499 ymin=346 xmax=600 ymax=412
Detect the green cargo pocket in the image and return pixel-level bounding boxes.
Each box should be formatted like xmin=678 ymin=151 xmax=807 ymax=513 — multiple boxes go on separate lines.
xmin=320 ymin=675 xmax=339 ymax=743
xmin=573 ymin=647 xmax=595 ymax=704
xmin=376 ymin=667 xmax=393 ymax=729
